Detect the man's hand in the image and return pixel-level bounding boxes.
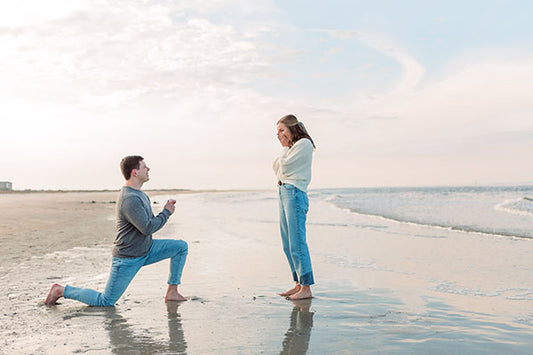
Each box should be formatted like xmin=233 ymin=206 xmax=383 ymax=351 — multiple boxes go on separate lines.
xmin=164 ymin=199 xmax=176 ymax=215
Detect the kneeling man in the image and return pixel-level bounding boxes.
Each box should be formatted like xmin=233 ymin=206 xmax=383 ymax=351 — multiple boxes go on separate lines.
xmin=45 ymin=155 xmax=188 ymax=306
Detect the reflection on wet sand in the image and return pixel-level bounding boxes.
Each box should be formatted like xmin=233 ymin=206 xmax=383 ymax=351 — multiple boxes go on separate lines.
xmin=166 ymin=301 xmax=188 ymax=354
xmin=106 ymin=303 xmax=187 ymax=354
xmin=281 ymin=299 xmax=314 ymax=355
xmin=63 ymin=303 xmax=187 ymax=354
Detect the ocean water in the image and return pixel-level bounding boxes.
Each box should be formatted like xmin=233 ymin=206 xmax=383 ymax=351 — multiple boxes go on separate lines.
xmin=311 ymin=185 xmax=533 ymax=239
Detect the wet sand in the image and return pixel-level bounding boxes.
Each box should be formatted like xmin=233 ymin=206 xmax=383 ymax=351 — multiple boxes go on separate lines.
xmin=1 ymin=190 xmax=532 ymax=354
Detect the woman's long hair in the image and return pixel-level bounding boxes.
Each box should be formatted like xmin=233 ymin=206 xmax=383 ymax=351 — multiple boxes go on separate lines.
xmin=277 ymin=114 xmax=316 ymax=148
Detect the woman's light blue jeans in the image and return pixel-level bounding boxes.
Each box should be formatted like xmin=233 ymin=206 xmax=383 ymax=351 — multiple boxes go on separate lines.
xmin=279 ymin=183 xmax=314 ymax=286
xmin=63 ymin=239 xmax=188 ymax=306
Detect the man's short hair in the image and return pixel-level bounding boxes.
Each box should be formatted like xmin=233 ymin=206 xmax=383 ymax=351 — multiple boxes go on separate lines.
xmin=120 ymin=155 xmax=144 ymax=180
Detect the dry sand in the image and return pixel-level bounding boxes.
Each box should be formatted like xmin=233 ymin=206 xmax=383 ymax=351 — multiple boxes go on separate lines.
xmin=1 ymin=190 xmax=532 ymax=354
xmin=0 ymin=191 xmax=117 ymax=270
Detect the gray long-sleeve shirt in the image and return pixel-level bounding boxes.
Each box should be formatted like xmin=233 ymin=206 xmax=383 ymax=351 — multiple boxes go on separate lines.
xmin=112 ymin=186 xmax=171 ymax=258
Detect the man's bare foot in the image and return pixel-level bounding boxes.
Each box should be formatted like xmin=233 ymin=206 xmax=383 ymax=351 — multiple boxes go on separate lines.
xmin=165 ymin=285 xmax=187 ymax=302
xmin=45 ymin=284 xmax=65 ymax=305
xmin=279 ymin=284 xmax=301 ymax=297
xmin=287 ymin=286 xmax=312 ymax=300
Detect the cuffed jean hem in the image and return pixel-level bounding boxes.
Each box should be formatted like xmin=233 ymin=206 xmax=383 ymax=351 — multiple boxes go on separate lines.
xmin=292 ymin=271 xmax=298 ymax=283
xmin=299 ymin=272 xmax=314 ymax=286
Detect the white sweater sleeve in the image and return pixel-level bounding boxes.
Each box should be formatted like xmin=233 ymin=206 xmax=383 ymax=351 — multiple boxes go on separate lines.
xmin=272 ymin=147 xmax=289 ymax=177
xmin=278 ymin=139 xmax=313 ymax=176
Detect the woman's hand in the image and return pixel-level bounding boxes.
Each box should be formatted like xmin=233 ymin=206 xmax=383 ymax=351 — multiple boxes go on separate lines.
xmin=277 ymin=132 xmax=291 ymax=147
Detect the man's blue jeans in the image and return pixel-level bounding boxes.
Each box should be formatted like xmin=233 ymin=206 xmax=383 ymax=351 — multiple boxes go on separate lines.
xmin=63 ymin=239 xmax=188 ymax=306
xmin=279 ymin=184 xmax=314 ymax=286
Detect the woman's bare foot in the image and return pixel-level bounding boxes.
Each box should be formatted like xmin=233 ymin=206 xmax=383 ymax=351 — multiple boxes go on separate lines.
xmin=165 ymin=285 xmax=187 ymax=302
xmin=287 ymin=285 xmax=312 ymax=300
xmin=45 ymin=284 xmax=65 ymax=305
xmin=279 ymin=283 xmax=301 ymax=297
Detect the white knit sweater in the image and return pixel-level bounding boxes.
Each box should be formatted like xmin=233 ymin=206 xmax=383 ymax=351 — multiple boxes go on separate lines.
xmin=272 ymin=138 xmax=313 ymax=192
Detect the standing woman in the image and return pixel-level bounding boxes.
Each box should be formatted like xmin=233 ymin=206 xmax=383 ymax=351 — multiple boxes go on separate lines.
xmin=273 ymin=114 xmax=316 ymax=300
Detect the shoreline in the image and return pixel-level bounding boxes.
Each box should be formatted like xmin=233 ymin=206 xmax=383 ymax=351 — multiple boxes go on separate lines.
xmin=337 ymin=207 xmax=533 ymax=240
xmin=1 ymin=182 xmax=532 ymax=194
xmin=0 ymin=188 xmax=271 ymax=194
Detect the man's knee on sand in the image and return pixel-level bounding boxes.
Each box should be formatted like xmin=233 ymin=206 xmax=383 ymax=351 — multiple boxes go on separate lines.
xmin=99 ymin=294 xmax=119 ymax=307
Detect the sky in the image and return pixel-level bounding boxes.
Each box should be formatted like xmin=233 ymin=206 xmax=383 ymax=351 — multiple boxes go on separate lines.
xmin=1 ymin=0 xmax=532 ymax=190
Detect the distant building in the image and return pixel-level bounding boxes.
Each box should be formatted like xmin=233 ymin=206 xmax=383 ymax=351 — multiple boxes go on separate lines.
xmin=0 ymin=181 xmax=12 ymax=191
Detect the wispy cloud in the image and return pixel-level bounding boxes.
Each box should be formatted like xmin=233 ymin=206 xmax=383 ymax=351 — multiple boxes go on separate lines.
xmin=318 ymin=29 xmax=425 ymax=93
